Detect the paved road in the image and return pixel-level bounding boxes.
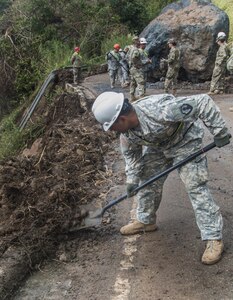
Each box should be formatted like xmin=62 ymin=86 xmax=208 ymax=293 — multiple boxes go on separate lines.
xmin=14 ymin=73 xmax=233 ymax=300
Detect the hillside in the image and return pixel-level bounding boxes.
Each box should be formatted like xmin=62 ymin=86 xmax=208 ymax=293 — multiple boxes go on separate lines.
xmin=0 ymin=78 xmax=115 ymax=298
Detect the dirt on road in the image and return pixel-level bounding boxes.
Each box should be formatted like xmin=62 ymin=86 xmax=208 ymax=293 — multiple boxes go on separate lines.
xmin=1 ymin=72 xmax=233 ymax=300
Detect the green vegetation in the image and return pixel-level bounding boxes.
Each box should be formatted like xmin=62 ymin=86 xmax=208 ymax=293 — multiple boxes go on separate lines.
xmin=0 ymin=108 xmax=48 ymax=161
xmin=0 ymin=0 xmax=232 ymax=160
xmin=0 ymin=0 xmax=173 ymax=119
xmin=0 ymin=111 xmax=25 ymax=160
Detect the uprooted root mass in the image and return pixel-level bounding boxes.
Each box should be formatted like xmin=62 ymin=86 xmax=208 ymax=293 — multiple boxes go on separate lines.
xmin=0 ymin=92 xmax=112 ymax=264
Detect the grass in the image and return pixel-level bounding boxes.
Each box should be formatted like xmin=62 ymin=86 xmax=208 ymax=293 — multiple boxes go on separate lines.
xmin=0 ymin=110 xmax=25 ymax=161
xmin=213 ymin=0 xmax=233 ymax=42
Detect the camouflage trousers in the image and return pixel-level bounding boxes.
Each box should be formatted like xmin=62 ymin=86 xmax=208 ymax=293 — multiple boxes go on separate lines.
xmin=164 ymin=66 xmax=179 ymax=91
xmin=129 ymin=67 xmax=145 ymax=99
xmin=120 ymin=64 xmax=129 ymax=84
xmin=73 ymin=67 xmax=81 ymax=84
xmin=210 ymin=65 xmax=226 ymax=92
xmin=108 ymin=68 xmax=119 ymax=86
xmin=136 ymin=147 xmax=223 ymax=241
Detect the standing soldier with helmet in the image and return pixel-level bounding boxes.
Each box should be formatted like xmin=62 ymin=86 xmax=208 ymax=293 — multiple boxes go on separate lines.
xmin=106 ymin=44 xmax=122 ymax=89
xmin=139 ymin=37 xmax=152 ymax=91
xmin=162 ymin=38 xmax=180 ymax=96
xmin=128 ymin=36 xmax=146 ymax=102
xmin=208 ymin=32 xmax=230 ymax=95
xmin=71 ymin=46 xmax=82 ymax=84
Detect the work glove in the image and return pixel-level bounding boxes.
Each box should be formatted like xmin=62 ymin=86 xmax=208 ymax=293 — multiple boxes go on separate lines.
xmin=126 ymin=183 xmax=139 ymax=198
xmin=214 ymin=133 xmax=231 ymax=147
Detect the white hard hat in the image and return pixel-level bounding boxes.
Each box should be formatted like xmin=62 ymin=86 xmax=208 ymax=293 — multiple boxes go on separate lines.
xmin=92 ymin=92 xmax=124 ymax=131
xmin=216 ymin=32 xmax=226 ymax=41
xmin=140 ymin=37 xmax=147 ymax=44
xmin=217 ymin=32 xmax=226 ymax=38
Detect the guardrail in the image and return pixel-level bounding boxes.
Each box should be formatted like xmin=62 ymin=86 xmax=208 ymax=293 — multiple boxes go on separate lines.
xmin=18 ymin=64 xmax=94 ymax=130
xmin=19 ymin=70 xmax=57 ymax=130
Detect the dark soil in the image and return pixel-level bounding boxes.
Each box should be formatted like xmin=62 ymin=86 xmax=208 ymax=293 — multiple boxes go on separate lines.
xmin=1 ymin=70 xmax=233 ymax=300
xmin=0 ymin=86 xmax=113 ymax=298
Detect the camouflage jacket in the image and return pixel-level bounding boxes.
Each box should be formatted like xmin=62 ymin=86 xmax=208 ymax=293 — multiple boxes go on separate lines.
xmin=139 ymin=48 xmax=151 ymax=72
xmin=128 ymin=45 xmax=143 ymax=69
xmin=120 ymin=94 xmax=228 ymax=183
xmin=71 ymin=52 xmax=82 ymax=67
xmin=165 ymin=47 xmax=180 ymax=69
xmin=106 ymin=50 xmax=121 ymax=71
xmin=119 ymin=50 xmax=129 ymax=69
xmin=215 ymin=43 xmax=230 ymax=67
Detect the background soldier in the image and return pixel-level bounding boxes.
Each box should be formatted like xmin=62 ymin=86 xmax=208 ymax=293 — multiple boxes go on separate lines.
xmin=71 ymin=46 xmax=82 ymax=84
xmin=106 ymin=44 xmax=121 ymax=88
xmin=139 ymin=37 xmax=152 ymax=91
xmin=128 ymin=36 xmax=145 ymax=102
xmin=162 ymin=38 xmax=180 ymax=96
xmin=208 ymin=32 xmax=230 ymax=95
xmin=119 ymin=48 xmax=130 ymax=87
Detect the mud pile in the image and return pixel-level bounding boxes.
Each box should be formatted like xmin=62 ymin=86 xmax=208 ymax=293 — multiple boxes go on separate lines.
xmin=0 ymin=90 xmax=113 ymax=297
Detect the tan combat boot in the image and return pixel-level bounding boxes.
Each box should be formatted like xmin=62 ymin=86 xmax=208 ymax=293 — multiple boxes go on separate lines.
xmin=201 ymin=240 xmax=224 ymax=265
xmin=120 ymin=220 xmax=157 ymax=235
xmin=130 ymin=96 xmax=137 ymax=102
xmin=207 ymin=91 xmax=215 ymax=95
xmin=213 ymin=89 xmax=220 ymax=94
xmin=172 ymin=89 xmax=177 ymax=96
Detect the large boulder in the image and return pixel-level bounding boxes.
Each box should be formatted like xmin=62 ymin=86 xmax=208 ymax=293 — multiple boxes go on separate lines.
xmin=141 ymin=0 xmax=229 ymax=82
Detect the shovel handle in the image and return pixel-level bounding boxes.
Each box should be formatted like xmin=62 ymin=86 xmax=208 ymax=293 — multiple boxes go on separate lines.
xmin=101 ymin=142 xmax=216 ymax=215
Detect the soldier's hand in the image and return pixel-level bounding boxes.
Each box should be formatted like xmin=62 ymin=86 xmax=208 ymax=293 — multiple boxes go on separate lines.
xmin=126 ymin=183 xmax=139 ymax=198
xmin=214 ymin=133 xmax=231 ymax=147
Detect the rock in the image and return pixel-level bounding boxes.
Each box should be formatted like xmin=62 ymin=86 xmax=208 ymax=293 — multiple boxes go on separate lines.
xmin=141 ymin=0 xmax=229 ymax=83
xmin=22 ymin=138 xmax=43 ymax=157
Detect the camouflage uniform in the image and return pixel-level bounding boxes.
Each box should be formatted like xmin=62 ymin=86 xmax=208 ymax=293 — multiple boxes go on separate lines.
xmin=227 ymin=43 xmax=233 ymax=75
xmin=164 ymin=47 xmax=180 ymax=93
xmin=106 ymin=50 xmax=121 ymax=87
xmin=210 ymin=43 xmax=229 ymax=93
xmin=128 ymin=45 xmax=145 ymax=101
xmin=71 ymin=52 xmax=82 ymax=84
xmin=119 ymin=49 xmax=129 ymax=86
xmin=139 ymin=48 xmax=151 ymax=89
xmin=120 ymin=94 xmax=228 ymax=240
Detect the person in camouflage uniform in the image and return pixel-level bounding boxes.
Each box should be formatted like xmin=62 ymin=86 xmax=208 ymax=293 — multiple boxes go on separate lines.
xmin=92 ymin=91 xmax=231 ymax=265
xmin=71 ymin=46 xmax=82 ymax=84
xmin=106 ymin=44 xmax=122 ymax=88
xmin=119 ymin=48 xmax=130 ymax=87
xmin=162 ymin=38 xmax=180 ymax=96
xmin=139 ymin=38 xmax=152 ymax=90
xmin=128 ymin=36 xmax=146 ymax=102
xmin=209 ymin=32 xmax=230 ymax=95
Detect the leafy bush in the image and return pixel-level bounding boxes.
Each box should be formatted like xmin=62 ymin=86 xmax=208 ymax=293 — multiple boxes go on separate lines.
xmin=0 ymin=111 xmax=25 ymax=160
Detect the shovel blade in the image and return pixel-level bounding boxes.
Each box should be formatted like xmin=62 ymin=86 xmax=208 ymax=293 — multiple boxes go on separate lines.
xmin=69 ymin=208 xmax=103 ymax=231
xmin=83 ymin=208 xmax=103 ymax=227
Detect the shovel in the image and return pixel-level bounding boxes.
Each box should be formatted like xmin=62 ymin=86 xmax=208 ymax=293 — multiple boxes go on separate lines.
xmin=77 ymin=142 xmax=217 ymax=230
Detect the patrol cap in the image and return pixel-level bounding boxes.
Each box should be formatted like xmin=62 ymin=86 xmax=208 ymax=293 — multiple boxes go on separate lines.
xmin=132 ymin=35 xmax=139 ymax=42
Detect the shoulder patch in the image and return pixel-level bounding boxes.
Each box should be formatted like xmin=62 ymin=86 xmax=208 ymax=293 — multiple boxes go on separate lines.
xmin=180 ymin=103 xmax=193 ymax=115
